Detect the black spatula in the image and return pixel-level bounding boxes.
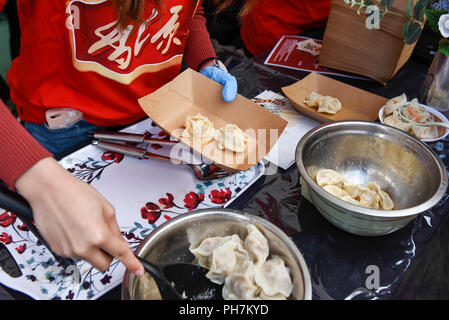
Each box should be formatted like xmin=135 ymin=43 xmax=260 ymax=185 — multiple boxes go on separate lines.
xmin=134 ymin=255 xmax=223 ymax=300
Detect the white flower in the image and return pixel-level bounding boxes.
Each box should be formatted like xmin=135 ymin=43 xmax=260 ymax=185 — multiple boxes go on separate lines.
xmin=439 ymin=14 xmax=449 ymax=38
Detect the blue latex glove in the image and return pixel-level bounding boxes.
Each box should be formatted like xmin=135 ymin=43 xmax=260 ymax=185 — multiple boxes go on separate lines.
xmin=200 ymin=66 xmax=238 ymax=103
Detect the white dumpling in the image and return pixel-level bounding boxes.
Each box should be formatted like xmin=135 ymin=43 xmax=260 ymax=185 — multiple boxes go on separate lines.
xmin=182 ymin=113 xmax=216 ymax=144
xmin=402 ymin=99 xmax=432 ymax=124
xmin=304 ymin=91 xmax=323 ymax=107
xmin=322 ymin=185 xmax=350 ymax=199
xmin=411 ymin=125 xmax=439 ymax=140
xmin=343 ymin=183 xmax=379 ymax=209
xmin=214 ymin=124 xmax=248 ymax=153
xmin=222 ymin=260 xmax=259 ymax=300
xmin=190 ymin=235 xmax=235 ymax=268
xmin=255 ymin=257 xmax=293 ymax=299
xmin=358 ymin=190 xmax=380 ymax=209
xmin=244 ymin=224 xmax=269 ymax=265
xmin=367 ymin=182 xmax=394 ymax=210
xmin=315 ymin=169 xmax=344 ymax=187
xmin=384 ymin=93 xmax=407 ymax=115
xmin=317 ymin=96 xmax=342 ymax=115
xmin=207 ymin=237 xmax=248 ymax=285
xmin=383 ymin=113 xmax=412 ymax=132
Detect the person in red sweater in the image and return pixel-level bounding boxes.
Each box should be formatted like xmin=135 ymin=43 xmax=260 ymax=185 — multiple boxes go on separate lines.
xmin=6 ymin=0 xmax=240 ymax=157
xmin=240 ymin=0 xmax=332 ymax=56
xmin=0 ymin=0 xmax=255 ymax=278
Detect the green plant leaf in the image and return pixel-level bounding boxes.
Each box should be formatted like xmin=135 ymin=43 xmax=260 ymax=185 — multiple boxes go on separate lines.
xmin=440 ymin=38 xmax=449 ymax=58
xmin=425 ymin=9 xmax=448 ymax=34
xmin=406 ymin=0 xmax=413 ymax=18
xmin=414 ymin=0 xmax=429 ymax=21
xmin=403 ymin=21 xmax=423 ymax=44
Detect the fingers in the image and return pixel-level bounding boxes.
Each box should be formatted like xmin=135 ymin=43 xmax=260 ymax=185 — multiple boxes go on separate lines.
xmin=101 ymin=233 xmax=144 ymax=277
xmin=100 ymin=201 xmax=144 ymax=276
xmin=200 ymin=66 xmax=238 ymax=102
xmin=83 ymin=248 xmax=114 ymax=272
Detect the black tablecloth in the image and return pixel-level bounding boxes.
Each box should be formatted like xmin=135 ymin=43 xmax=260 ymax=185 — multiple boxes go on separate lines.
xmin=3 ymin=52 xmax=449 ymax=301
xmin=225 ymin=56 xmax=449 ymax=300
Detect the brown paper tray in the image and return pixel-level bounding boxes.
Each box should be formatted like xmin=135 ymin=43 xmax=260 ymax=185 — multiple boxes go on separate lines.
xmin=138 ymin=68 xmax=287 ymax=171
xmin=281 ymin=72 xmax=388 ymax=123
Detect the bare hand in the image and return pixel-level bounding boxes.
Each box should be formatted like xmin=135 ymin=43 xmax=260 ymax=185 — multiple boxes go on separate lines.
xmin=15 ymin=157 xmax=144 ymax=277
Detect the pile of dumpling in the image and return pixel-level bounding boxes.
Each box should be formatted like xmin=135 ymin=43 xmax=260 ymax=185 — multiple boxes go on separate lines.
xmin=315 ymin=169 xmax=394 ymax=210
xmin=182 ymin=113 xmax=248 ymax=153
xmin=304 ymin=91 xmax=342 ymax=115
xmin=190 ymin=224 xmax=294 ymax=300
xmin=382 ymin=93 xmax=440 ymax=140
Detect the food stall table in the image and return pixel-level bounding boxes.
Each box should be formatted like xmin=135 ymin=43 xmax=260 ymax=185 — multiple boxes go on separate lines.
xmin=2 ymin=51 xmax=448 ymax=300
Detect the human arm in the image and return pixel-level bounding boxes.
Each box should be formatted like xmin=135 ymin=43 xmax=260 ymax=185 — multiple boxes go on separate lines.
xmin=0 ymin=0 xmax=6 ymax=12
xmin=0 ymin=100 xmax=143 ymax=276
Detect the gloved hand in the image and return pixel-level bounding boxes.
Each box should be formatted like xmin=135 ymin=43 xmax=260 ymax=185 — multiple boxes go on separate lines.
xmin=200 ymin=66 xmax=238 ymax=103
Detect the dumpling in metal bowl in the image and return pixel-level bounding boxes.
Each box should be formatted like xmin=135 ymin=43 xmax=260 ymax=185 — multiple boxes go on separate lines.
xmin=254 ymin=257 xmax=293 ymax=299
xmin=206 ymin=237 xmax=248 ymax=285
xmin=244 ymin=224 xmax=269 ymax=265
xmin=190 ymin=235 xmax=236 ymax=269
xmin=222 ymin=260 xmax=260 ymax=300
xmin=315 ymin=169 xmax=344 ymax=187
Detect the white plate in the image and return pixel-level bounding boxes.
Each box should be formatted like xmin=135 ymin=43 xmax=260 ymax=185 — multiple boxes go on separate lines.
xmin=378 ymin=103 xmax=449 ymax=143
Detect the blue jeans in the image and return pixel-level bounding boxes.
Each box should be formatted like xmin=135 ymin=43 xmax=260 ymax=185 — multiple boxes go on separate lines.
xmin=24 ymin=120 xmax=107 ymax=159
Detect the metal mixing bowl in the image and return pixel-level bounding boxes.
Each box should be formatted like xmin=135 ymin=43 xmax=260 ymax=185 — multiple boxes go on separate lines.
xmin=122 ymin=208 xmax=312 ymax=300
xmin=296 ymin=121 xmax=448 ymax=236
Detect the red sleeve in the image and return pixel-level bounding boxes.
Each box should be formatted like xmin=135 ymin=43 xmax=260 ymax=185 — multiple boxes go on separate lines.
xmin=0 ymin=0 xmax=6 ymax=12
xmin=183 ymin=4 xmax=217 ymax=71
xmin=0 ymin=100 xmax=52 ymax=190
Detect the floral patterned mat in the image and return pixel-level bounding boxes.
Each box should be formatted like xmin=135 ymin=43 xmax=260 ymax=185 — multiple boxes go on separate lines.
xmin=0 ymin=119 xmax=265 ymax=300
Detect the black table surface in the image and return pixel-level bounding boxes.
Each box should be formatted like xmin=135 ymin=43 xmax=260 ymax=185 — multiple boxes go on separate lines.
xmin=3 ymin=47 xmax=449 ymax=301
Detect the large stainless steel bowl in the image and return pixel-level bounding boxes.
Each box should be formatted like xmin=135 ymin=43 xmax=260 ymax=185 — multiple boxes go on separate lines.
xmin=296 ymin=121 xmax=448 ymax=236
xmin=122 ymin=208 xmax=312 ymax=300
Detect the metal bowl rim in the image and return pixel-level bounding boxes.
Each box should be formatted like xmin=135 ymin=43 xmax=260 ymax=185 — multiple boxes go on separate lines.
xmin=296 ymin=120 xmax=448 ymax=218
xmin=122 ymin=208 xmax=312 ymax=300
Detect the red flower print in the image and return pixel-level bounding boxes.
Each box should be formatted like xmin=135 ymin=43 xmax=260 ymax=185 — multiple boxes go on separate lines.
xmin=141 ymin=202 xmax=161 ymax=224
xmin=17 ymin=224 xmax=29 ymax=232
xmin=100 ymin=274 xmax=112 ymax=285
xmin=184 ymin=192 xmax=205 ymax=211
xmin=159 ymin=193 xmax=175 ymax=209
xmin=158 ymin=130 xmax=171 ymax=140
xmin=0 ymin=211 xmax=16 ymax=228
xmin=66 ymin=291 xmax=74 ymax=300
xmin=209 ymin=188 xmax=232 ymax=204
xmin=0 ymin=232 xmax=12 ymax=244
xmin=101 ymin=151 xmax=124 ymax=163
xmin=15 ymin=244 xmax=26 ymax=254
xmin=151 ymin=144 xmax=163 ymax=150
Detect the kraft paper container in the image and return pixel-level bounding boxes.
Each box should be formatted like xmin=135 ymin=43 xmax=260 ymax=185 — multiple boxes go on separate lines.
xmin=281 ymin=72 xmax=388 ymax=123
xmin=319 ymin=0 xmax=418 ymax=84
xmin=138 ymin=68 xmax=288 ymax=171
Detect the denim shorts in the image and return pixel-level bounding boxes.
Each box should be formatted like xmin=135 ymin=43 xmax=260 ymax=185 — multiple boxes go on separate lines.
xmin=23 ymin=119 xmax=107 ymax=159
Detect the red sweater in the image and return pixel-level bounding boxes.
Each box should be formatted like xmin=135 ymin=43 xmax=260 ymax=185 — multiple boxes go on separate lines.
xmin=7 ymin=0 xmax=216 ymax=127
xmin=0 ymin=0 xmax=216 ymax=188
xmin=240 ymin=0 xmax=332 ymax=56
xmin=0 ymin=100 xmax=52 ymax=189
